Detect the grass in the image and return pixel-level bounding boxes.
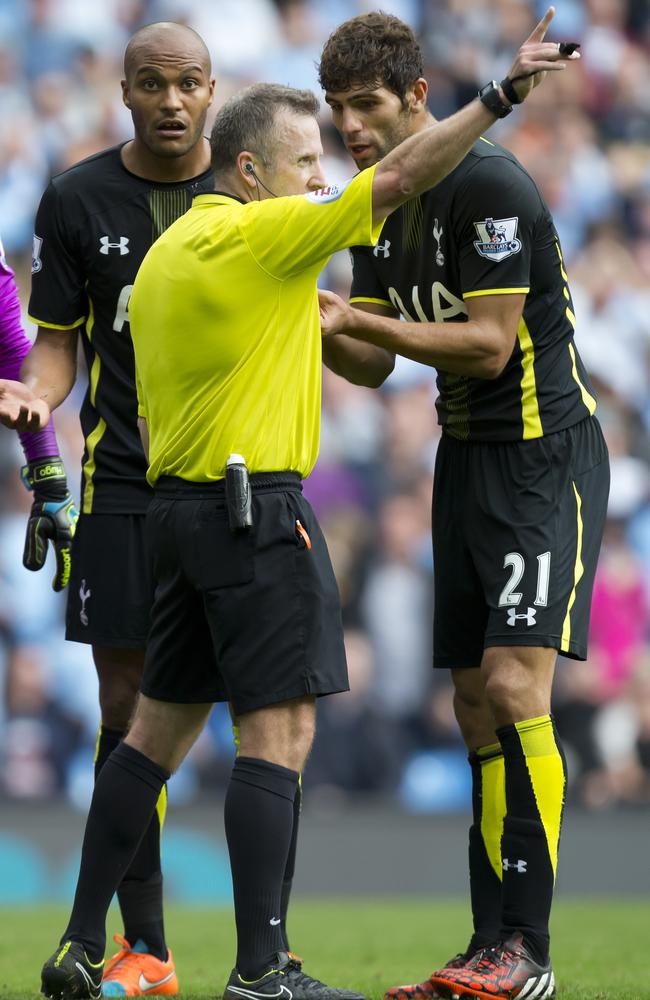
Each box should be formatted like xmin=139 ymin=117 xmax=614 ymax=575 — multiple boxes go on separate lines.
xmin=0 ymin=898 xmax=648 ymax=999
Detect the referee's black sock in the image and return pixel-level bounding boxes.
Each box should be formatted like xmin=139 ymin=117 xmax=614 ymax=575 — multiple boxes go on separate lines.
xmin=280 ymin=776 xmax=302 ymax=953
xmin=467 ymin=744 xmax=504 ymax=955
xmin=64 ymin=743 xmax=170 ymax=964
xmin=497 ymin=715 xmax=567 ymax=965
xmin=95 ymin=726 xmax=168 ymax=961
xmin=225 ymin=756 xmax=299 ymax=979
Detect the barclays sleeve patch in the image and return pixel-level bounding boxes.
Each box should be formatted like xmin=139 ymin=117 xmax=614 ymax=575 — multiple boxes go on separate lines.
xmin=473 ymin=216 xmax=521 ymax=262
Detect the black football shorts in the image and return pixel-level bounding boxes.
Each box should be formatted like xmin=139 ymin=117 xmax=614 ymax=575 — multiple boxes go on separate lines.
xmin=432 ymin=416 xmax=610 ymax=668
xmin=65 ymin=512 xmax=154 ymax=648
xmin=140 ymin=474 xmax=349 ymax=714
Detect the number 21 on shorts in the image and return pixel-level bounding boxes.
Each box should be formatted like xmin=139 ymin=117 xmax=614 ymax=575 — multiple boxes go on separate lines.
xmin=498 ymin=551 xmax=551 ymax=608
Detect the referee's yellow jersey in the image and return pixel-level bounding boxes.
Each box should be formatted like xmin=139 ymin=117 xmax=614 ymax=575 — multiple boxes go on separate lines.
xmin=130 ymin=165 xmax=383 ymax=486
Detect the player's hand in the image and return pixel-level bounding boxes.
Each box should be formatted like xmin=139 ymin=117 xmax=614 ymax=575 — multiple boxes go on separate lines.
xmin=504 ymin=7 xmax=581 ymax=103
xmin=318 ymin=289 xmax=353 ymax=338
xmin=22 ymin=457 xmax=79 ymax=591
xmin=0 ymin=379 xmax=50 ymax=432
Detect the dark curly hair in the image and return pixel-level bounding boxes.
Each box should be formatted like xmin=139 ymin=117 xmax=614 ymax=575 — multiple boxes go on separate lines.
xmin=318 ymin=12 xmax=423 ymax=107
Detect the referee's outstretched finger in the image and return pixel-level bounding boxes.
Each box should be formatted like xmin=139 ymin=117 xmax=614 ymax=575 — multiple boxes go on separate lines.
xmin=526 ymin=6 xmax=555 ymax=45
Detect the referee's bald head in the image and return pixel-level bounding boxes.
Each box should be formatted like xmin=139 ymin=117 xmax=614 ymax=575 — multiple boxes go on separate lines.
xmin=124 ymin=21 xmax=211 ymax=81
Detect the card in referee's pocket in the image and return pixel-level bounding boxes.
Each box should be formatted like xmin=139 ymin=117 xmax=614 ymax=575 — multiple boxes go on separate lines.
xmin=295 ymin=519 xmax=312 ymax=550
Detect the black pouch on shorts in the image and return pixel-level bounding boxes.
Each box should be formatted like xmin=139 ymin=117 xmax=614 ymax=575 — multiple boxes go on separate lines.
xmin=193 ymin=500 xmax=255 ymax=589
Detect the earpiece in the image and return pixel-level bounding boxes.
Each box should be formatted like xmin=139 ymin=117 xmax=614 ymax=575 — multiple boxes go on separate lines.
xmin=243 ymin=160 xmax=278 ymax=198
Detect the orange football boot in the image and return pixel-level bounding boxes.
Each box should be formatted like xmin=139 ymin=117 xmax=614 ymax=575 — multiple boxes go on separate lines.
xmin=102 ymin=934 xmax=178 ymax=996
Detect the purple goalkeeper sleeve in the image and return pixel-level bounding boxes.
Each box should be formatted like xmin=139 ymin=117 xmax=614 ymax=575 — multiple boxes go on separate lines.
xmin=0 ymin=251 xmax=58 ymax=460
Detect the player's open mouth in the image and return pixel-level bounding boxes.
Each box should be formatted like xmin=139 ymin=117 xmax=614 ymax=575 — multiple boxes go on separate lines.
xmin=156 ymin=120 xmax=187 ymax=136
xmin=348 ymin=144 xmax=370 ymax=158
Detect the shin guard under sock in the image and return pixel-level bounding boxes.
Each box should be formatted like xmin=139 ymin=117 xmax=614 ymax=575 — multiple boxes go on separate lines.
xmin=467 ymin=743 xmax=505 ymax=954
xmin=225 ymin=756 xmax=298 ymax=979
xmin=95 ymin=726 xmax=167 ymax=961
xmin=497 ymin=715 xmax=567 ymax=965
xmin=65 ymin=743 xmax=170 ymax=963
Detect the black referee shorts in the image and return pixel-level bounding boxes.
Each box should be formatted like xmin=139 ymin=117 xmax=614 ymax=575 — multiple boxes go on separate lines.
xmin=140 ymin=474 xmax=349 ymax=714
xmin=432 ymin=416 xmax=610 ymax=669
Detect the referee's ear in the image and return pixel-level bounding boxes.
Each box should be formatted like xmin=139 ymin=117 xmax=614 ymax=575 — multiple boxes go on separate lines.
xmin=237 ymin=152 xmax=259 ymax=191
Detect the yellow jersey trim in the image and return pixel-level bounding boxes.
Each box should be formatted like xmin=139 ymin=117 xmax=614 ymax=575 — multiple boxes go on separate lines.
xmin=349 ymin=296 xmax=394 ymax=308
xmin=156 ymin=784 xmax=168 ymax=830
xmin=463 ymin=287 xmax=529 ymax=300
xmin=568 ymin=342 xmax=597 ymax=415
xmin=516 ymin=317 xmax=543 ymax=439
xmin=93 ymin=724 xmax=102 ymax=765
xmin=561 ymin=481 xmax=584 ymax=652
xmin=515 ymin=715 xmax=565 ymax=878
xmin=81 ymin=296 xmax=107 ymax=513
xmin=555 ymin=241 xmax=597 ymax=416
xmin=479 ymin=136 xmax=496 ymax=146
xmin=27 ymin=315 xmax=85 ymax=331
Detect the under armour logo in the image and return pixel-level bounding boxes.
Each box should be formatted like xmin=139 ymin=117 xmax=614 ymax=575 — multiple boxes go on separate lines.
xmin=502 ymin=858 xmax=528 ymax=873
xmin=433 ymin=218 xmax=444 ymax=266
xmin=506 ymin=606 xmax=536 ymax=627
xmin=79 ymin=579 xmax=91 ymax=626
xmin=373 ymin=240 xmax=391 ymax=258
xmin=99 ymin=236 xmax=130 ymax=255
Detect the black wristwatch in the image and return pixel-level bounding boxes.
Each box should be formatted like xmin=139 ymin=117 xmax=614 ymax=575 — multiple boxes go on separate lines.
xmin=478 ymin=80 xmax=513 ymax=119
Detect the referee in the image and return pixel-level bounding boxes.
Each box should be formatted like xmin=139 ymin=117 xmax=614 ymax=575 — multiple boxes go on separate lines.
xmin=39 ymin=23 xmax=574 ymax=999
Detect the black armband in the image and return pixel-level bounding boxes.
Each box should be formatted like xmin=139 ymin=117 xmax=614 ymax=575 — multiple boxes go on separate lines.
xmin=499 ymin=77 xmax=522 ymax=106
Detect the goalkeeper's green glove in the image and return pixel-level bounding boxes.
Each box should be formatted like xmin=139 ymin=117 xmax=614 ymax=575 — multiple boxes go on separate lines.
xmin=21 ymin=456 xmax=79 ymax=591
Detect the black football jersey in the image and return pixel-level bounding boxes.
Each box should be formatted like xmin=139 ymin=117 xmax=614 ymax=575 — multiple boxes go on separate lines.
xmin=28 ymin=144 xmax=214 ymax=513
xmin=351 ymin=137 xmax=597 ymax=442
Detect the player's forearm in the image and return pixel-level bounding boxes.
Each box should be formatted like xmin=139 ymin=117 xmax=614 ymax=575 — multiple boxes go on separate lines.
xmin=21 ymin=329 xmax=78 ymax=410
xmin=322 ymin=335 xmax=395 ymax=387
xmin=338 ymin=310 xmax=509 ymax=379
xmin=373 ymin=98 xmax=503 ymax=218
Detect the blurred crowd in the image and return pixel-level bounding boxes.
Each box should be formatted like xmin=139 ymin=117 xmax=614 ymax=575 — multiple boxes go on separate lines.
xmin=1 ymin=0 xmax=650 ymax=813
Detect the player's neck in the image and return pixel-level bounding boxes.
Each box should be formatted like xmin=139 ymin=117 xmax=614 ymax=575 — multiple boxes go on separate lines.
xmin=410 ymin=110 xmax=437 ymax=136
xmin=120 ymin=137 xmax=211 ymax=183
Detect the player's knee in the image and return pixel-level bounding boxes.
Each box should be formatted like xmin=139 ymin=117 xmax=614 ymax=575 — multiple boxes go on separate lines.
xmin=98 ymin=681 xmax=140 ymax=731
xmin=94 ymin=647 xmax=144 ymax=729
xmin=484 ymin=663 xmax=542 ymax=722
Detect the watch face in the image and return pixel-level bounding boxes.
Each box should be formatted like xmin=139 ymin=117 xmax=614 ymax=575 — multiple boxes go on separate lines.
xmin=479 ymin=82 xmax=512 ymax=118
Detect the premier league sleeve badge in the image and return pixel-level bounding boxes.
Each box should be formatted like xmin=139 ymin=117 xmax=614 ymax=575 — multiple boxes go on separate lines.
xmin=473 ymin=216 xmax=522 ymax=262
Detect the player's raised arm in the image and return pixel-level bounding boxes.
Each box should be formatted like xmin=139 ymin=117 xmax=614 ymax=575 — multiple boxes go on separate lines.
xmin=371 ymin=7 xmax=578 ymax=225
